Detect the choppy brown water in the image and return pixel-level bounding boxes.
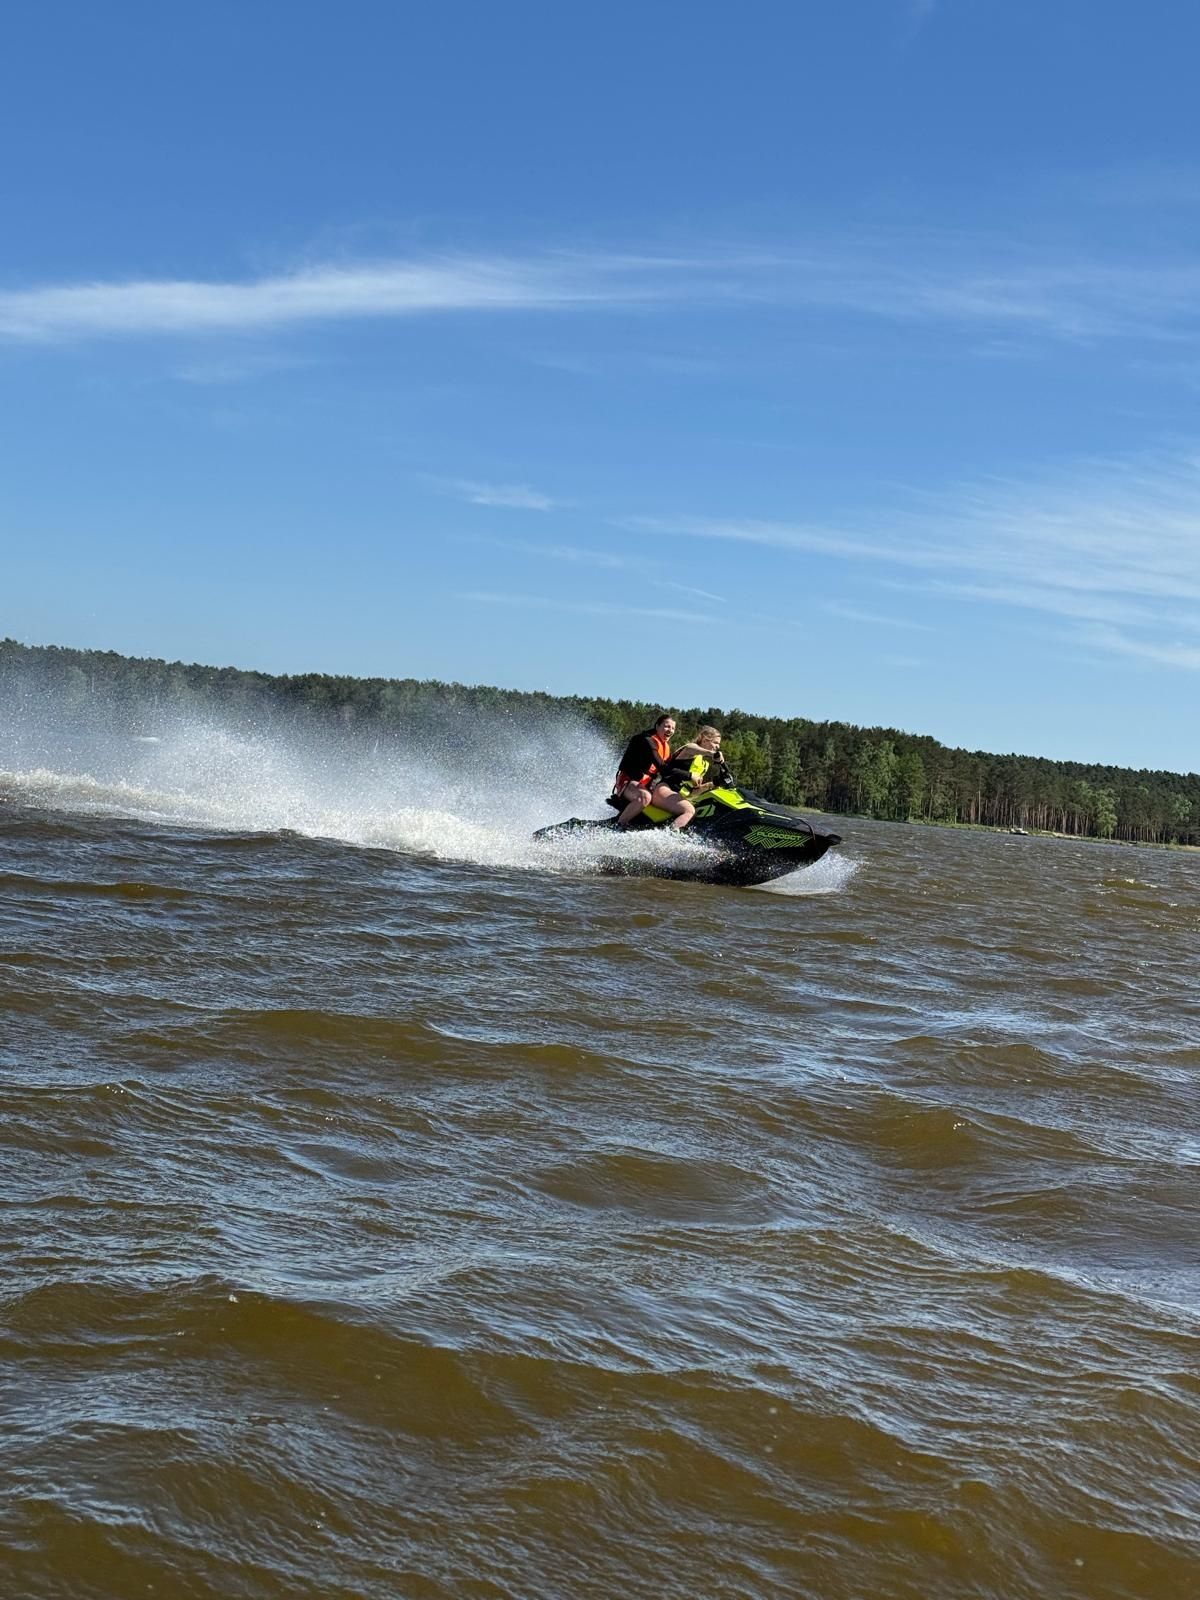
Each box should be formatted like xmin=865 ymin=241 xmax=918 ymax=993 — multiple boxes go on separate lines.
xmin=2 ymin=779 xmax=1198 ymax=1599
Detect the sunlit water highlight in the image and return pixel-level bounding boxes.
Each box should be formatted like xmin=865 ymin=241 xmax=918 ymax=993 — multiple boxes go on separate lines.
xmin=1 ymin=710 xmax=1196 ymax=1600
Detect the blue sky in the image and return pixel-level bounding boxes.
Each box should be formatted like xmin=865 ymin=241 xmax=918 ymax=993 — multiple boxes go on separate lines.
xmin=4 ymin=0 xmax=1200 ymax=771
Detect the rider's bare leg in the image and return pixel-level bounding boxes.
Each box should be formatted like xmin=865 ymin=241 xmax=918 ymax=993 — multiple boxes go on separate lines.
xmin=615 ymin=783 xmax=652 ymax=827
xmin=650 ymin=787 xmax=696 ymax=830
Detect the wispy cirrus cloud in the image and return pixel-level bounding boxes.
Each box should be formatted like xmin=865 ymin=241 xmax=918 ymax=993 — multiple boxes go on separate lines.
xmin=1064 ymin=161 xmax=1200 ymax=211
xmin=790 ymin=254 xmax=1200 ymax=341
xmin=658 ymin=578 xmax=725 ymax=603
xmin=882 ymin=578 xmax=1200 ymax=630
xmin=626 ymin=448 xmax=1200 ymax=668
xmin=623 ymin=511 xmax=898 ymax=565
xmin=824 ymin=601 xmax=934 ymax=632
xmin=456 ymin=590 xmax=717 ymax=625
xmin=439 ymin=477 xmax=562 ymax=511
xmin=5 ymin=239 xmax=1200 ymax=347
xmin=0 ymin=255 xmax=663 ymax=342
xmin=172 ymin=350 xmax=313 ymax=385
xmin=1083 ymin=627 xmax=1200 ymax=670
xmin=459 ymin=536 xmax=725 ymax=604
xmin=478 ymin=538 xmax=634 ymax=569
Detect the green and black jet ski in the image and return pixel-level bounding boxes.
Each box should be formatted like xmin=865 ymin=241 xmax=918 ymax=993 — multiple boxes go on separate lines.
xmin=533 ymin=784 xmax=841 ymax=888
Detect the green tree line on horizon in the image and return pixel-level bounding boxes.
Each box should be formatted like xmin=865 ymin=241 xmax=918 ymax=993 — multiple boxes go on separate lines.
xmin=5 ymin=638 xmax=1199 ymax=846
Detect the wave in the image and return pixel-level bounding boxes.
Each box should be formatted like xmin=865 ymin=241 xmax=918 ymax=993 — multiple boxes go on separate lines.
xmin=0 ymin=866 xmax=195 ymax=903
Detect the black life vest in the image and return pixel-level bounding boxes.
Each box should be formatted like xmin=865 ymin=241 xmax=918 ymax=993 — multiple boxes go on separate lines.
xmin=656 ymin=748 xmax=729 ymax=795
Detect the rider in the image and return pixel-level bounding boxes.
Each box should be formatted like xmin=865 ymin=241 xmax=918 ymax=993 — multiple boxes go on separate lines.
xmin=612 ymin=713 xmax=676 ymax=827
xmin=649 ymin=726 xmax=732 ymax=830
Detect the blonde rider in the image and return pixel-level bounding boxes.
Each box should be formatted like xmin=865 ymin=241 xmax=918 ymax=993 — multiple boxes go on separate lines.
xmin=649 ymin=726 xmax=731 ymax=830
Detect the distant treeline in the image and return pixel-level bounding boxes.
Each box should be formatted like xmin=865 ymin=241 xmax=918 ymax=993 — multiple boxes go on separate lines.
xmin=5 ymin=638 xmax=1199 ymax=845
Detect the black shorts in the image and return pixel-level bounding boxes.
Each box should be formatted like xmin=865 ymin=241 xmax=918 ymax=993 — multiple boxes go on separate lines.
xmin=608 ymin=782 xmax=649 ymax=809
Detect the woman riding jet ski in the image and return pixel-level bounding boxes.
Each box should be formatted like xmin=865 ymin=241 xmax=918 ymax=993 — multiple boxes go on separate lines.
xmin=534 ymin=725 xmax=841 ymax=888
xmin=649 ymin=725 xmax=735 ymax=827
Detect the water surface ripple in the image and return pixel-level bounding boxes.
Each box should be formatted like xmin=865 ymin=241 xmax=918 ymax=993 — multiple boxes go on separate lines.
xmin=2 ymin=805 xmax=1197 ymax=1599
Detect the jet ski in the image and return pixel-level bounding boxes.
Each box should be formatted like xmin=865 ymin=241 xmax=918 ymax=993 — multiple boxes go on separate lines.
xmin=533 ymin=784 xmax=842 ymax=888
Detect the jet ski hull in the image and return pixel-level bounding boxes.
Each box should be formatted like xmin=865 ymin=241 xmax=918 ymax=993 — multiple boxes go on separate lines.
xmin=533 ymin=786 xmax=842 ymax=888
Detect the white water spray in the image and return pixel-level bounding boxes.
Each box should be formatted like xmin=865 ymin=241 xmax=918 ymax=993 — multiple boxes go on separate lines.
xmin=0 ymin=696 xmax=724 ymax=878
xmin=759 ymin=849 xmax=860 ymax=895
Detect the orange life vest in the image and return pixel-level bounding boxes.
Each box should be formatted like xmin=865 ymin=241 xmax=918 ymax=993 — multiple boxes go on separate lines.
xmin=614 ymin=730 xmax=671 ymax=792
